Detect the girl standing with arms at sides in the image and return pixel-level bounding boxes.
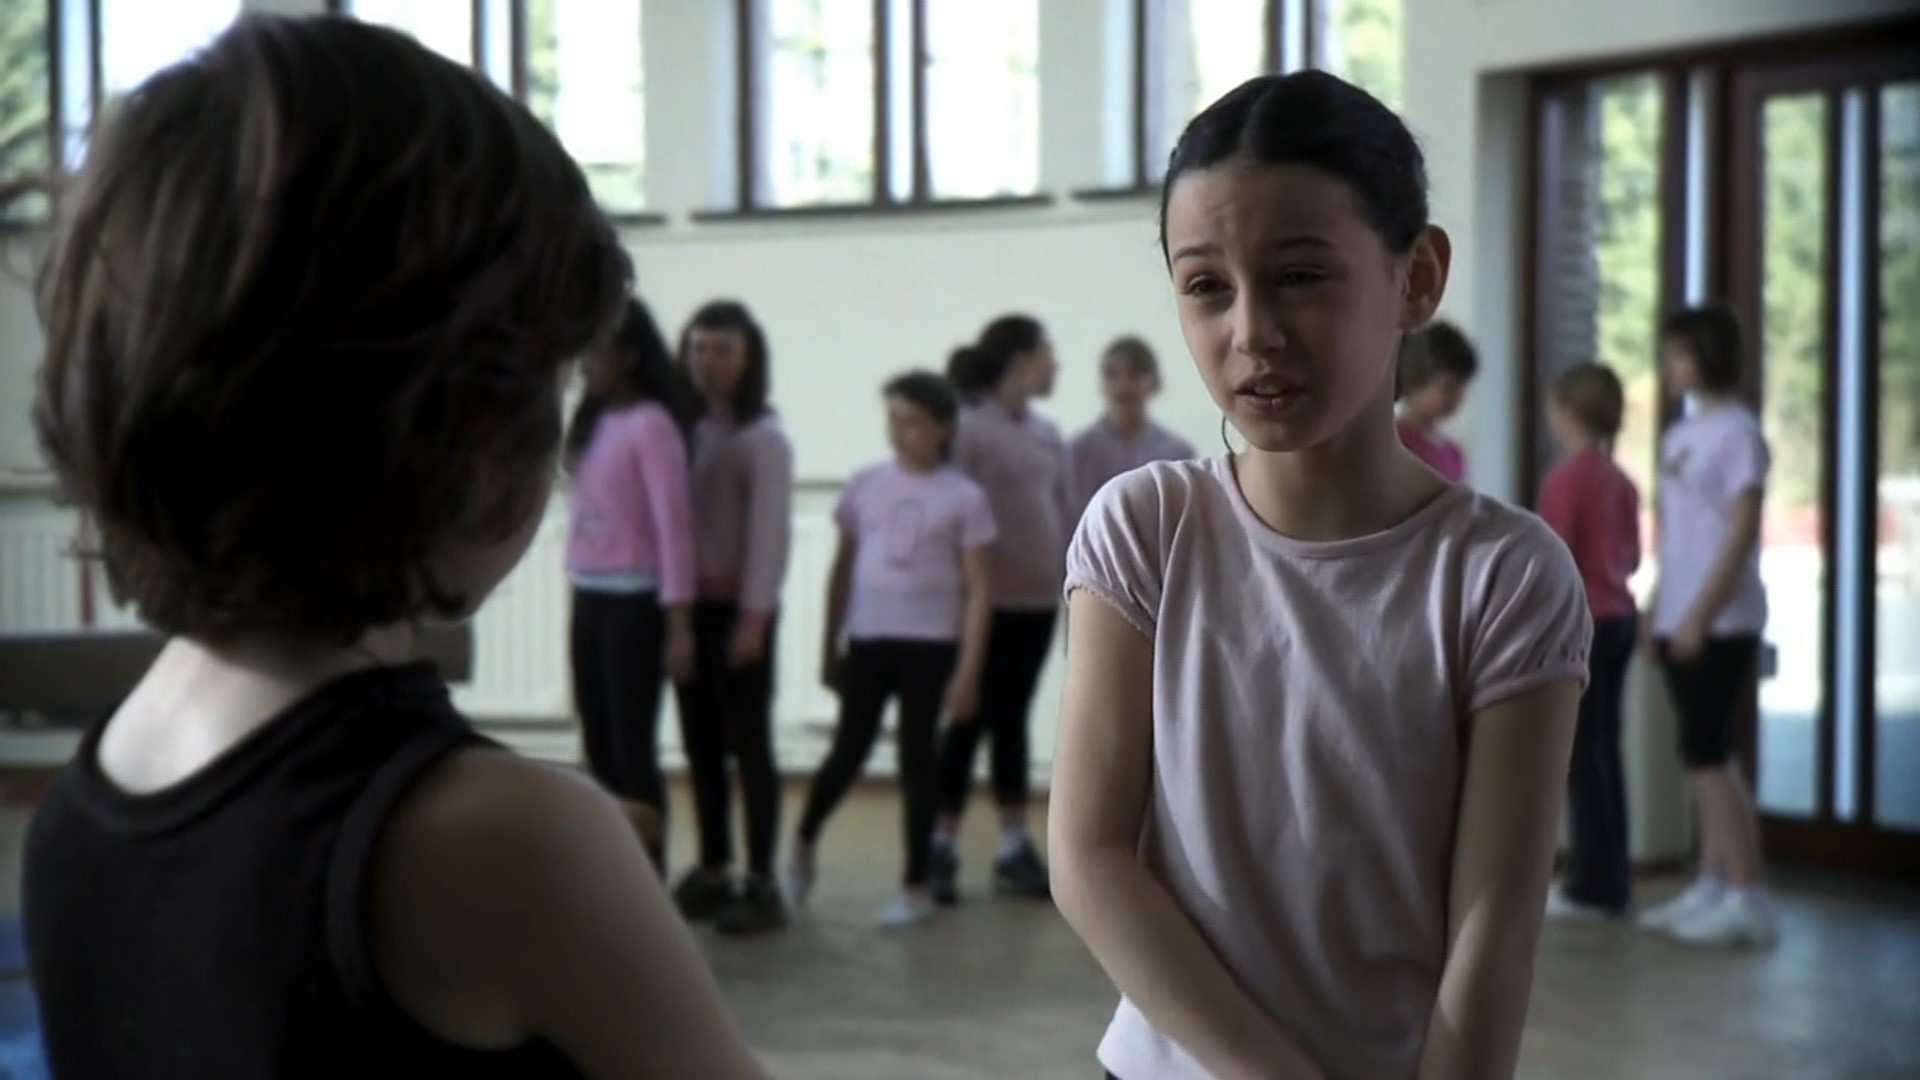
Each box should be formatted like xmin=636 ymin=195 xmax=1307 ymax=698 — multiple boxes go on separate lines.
xmin=1049 ymin=71 xmax=1591 ymax=1080
xmin=788 ymin=372 xmax=996 ymax=926
xmin=672 ymin=299 xmax=796 ymax=936
xmin=1538 ymin=364 xmax=1643 ymax=920
xmin=22 ymin=16 xmax=766 ymax=1077
xmin=933 ymin=314 xmax=1074 ymax=904
xmin=1637 ymin=304 xmax=1777 ymax=948
xmin=1394 ymin=321 xmax=1479 ymax=483
xmin=565 ymin=296 xmax=698 ymax=872
xmin=1068 ymin=336 xmax=1198 ymax=508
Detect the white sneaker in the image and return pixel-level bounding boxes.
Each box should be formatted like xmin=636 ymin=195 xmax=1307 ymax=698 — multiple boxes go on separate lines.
xmin=781 ymin=857 xmax=814 ymax=909
xmin=1668 ymin=889 xmax=1780 ymax=949
xmin=1637 ymin=878 xmax=1723 ymax=933
xmin=877 ymin=892 xmax=935 ymax=928
xmin=1544 ymin=883 xmax=1615 ymax=922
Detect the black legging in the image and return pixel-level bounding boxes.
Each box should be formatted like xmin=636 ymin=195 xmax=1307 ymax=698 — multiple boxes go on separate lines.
xmin=675 ymin=600 xmax=781 ymax=877
xmin=570 ymin=588 xmax=668 ymax=813
xmin=937 ymin=608 xmax=1057 ymax=817
xmin=798 ymin=638 xmax=956 ymax=886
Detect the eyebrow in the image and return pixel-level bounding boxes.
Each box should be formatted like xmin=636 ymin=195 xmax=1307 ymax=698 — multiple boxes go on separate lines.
xmin=1168 ymin=235 xmax=1336 ymax=262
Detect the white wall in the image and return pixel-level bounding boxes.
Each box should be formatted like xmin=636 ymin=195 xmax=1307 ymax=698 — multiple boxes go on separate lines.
xmin=0 ymin=0 xmax=1906 ymax=815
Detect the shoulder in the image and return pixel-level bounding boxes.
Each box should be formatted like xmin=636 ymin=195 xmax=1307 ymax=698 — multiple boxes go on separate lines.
xmin=741 ymin=414 xmax=792 ymax=449
xmin=1070 ymin=458 xmax=1227 ymax=572
xmin=842 ymin=461 xmax=893 ymax=498
xmin=937 ymin=465 xmax=989 ymax=501
xmin=1446 ymin=492 xmax=1584 ymax=601
xmin=615 ymin=402 xmax=681 ymax=443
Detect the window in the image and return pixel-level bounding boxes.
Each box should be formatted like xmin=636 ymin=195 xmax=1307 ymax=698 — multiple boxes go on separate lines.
xmin=98 ymin=0 xmax=237 ymax=100
xmin=1308 ymin=0 xmax=1403 ymax=110
xmin=0 ymin=0 xmax=52 ymax=222
xmin=922 ymin=0 xmax=1038 ymax=199
xmin=341 ymin=0 xmax=648 ymax=212
xmin=756 ymin=0 xmax=874 ymax=206
xmin=343 ymin=0 xmax=475 ymax=66
xmin=1134 ymin=0 xmax=1405 ymax=186
xmin=523 ymin=0 xmax=646 ymax=213
xmin=743 ymin=0 xmax=1040 ymax=209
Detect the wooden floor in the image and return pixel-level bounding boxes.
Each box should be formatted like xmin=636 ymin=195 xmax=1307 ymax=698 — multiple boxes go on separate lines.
xmin=685 ymin=783 xmax=1920 ymax=1080
xmin=3 ymin=779 xmax=1919 ymax=1078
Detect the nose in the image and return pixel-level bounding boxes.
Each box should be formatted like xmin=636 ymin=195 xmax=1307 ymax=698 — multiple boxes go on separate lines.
xmin=1231 ymin=294 xmax=1287 ymax=360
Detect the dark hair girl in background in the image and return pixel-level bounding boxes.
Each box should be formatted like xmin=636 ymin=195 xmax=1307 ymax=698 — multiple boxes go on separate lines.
xmin=789 ymin=371 xmax=996 ymax=927
xmin=1049 ymin=71 xmax=1589 ymax=1080
xmin=1395 ymin=319 xmax=1480 ymax=483
xmin=564 ymin=296 xmax=698 ymax=872
xmin=1067 ymin=335 xmax=1197 ymax=507
xmin=931 ymin=313 xmax=1072 ymax=905
xmin=22 ymin=15 xmax=766 ymax=1077
xmin=1636 ymin=304 xmax=1776 ymax=949
xmin=671 ymin=299 xmax=796 ymax=936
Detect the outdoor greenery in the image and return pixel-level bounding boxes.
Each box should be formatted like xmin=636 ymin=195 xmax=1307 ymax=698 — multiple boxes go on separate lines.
xmin=1592 ymin=75 xmax=1664 ymax=503
xmin=1323 ymin=0 xmax=1401 ymax=109
xmin=0 ymin=0 xmax=50 ymax=222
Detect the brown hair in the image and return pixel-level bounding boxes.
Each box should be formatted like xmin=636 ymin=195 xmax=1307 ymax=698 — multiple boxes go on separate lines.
xmin=32 ymin=14 xmax=631 ymax=644
xmin=1101 ymin=335 xmax=1159 ymax=380
xmin=1551 ymin=363 xmax=1627 ymax=441
xmin=1396 ymin=319 xmax=1480 ymax=398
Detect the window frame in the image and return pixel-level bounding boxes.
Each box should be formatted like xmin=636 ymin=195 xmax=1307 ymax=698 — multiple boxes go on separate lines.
xmin=728 ymin=0 xmax=1050 ymax=215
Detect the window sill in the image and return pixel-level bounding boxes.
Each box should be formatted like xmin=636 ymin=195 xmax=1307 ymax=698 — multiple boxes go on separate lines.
xmin=1069 ymin=184 xmax=1160 ymax=203
xmin=605 ymin=211 xmax=669 ymax=228
xmin=690 ymin=193 xmax=1054 ymax=224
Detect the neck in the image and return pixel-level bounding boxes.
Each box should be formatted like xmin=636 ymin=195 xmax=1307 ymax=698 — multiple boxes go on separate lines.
xmin=704 ymin=397 xmax=733 ymax=422
xmin=1107 ymin=408 xmax=1146 ymax=437
xmin=899 ymin=453 xmax=941 ymax=474
xmin=993 ymin=383 xmax=1028 ymax=417
xmin=1561 ymin=433 xmax=1605 ymax=456
xmin=1237 ymin=396 xmax=1442 ymax=542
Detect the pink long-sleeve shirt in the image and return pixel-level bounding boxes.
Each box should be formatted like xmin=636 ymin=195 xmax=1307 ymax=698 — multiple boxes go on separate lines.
xmin=952 ymin=399 xmax=1076 ymax=610
xmin=564 ymin=402 xmax=696 ymax=604
xmin=689 ymin=414 xmax=794 ymax=616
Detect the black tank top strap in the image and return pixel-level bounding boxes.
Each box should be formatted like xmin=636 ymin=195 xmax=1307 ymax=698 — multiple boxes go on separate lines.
xmin=324 ymin=712 xmax=486 ymax=1020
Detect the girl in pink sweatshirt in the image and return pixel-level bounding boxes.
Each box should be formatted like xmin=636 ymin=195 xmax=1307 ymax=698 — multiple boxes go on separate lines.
xmin=564 ymin=296 xmax=698 ymax=871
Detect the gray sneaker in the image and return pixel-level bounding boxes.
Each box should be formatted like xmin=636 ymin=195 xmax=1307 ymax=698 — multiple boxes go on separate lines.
xmin=716 ymin=874 xmax=789 ymax=936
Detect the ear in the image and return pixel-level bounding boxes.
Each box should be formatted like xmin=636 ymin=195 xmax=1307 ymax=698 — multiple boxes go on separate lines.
xmin=1401 ymin=225 xmax=1452 ymax=330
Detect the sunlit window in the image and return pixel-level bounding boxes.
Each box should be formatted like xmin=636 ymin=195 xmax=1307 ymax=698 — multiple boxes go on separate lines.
xmin=99 ymin=0 xmax=238 ymax=99
xmin=1143 ymin=0 xmax=1270 ymax=183
xmin=344 ymin=0 xmax=475 ymax=66
xmin=923 ymin=0 xmax=1038 ymax=199
xmin=758 ymin=0 xmax=874 ymax=207
xmin=1310 ymin=0 xmax=1402 ymax=110
xmin=525 ymin=0 xmax=646 ymax=212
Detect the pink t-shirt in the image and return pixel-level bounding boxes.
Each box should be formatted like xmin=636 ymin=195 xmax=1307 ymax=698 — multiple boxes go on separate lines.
xmin=564 ymin=402 xmax=696 ymax=604
xmin=1396 ymin=417 xmax=1467 ymax=483
xmin=1068 ymin=417 xmax=1198 ymax=510
xmin=835 ymin=461 xmax=997 ymax=642
xmin=1652 ymin=403 xmax=1769 ymax=637
xmin=953 ymin=400 xmax=1077 ymax=610
xmin=1065 ymin=457 xmax=1591 ymax=1080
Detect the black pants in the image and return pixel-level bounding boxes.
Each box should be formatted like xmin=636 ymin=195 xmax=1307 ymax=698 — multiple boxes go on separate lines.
xmin=1657 ymin=634 xmax=1761 ymax=769
xmin=938 ymin=608 xmax=1057 ymax=817
xmin=1563 ymin=613 xmax=1638 ymax=911
xmin=799 ymin=638 xmax=956 ymax=886
xmin=674 ymin=600 xmax=781 ymax=877
xmin=570 ymin=589 xmax=668 ymax=813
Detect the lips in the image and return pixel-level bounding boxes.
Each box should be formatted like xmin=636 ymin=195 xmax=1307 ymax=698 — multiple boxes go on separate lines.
xmin=1233 ymin=375 xmax=1307 ymax=417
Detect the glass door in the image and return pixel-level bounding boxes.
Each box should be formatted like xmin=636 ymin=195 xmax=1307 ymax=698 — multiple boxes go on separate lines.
xmin=1728 ymin=51 xmax=1920 ymax=873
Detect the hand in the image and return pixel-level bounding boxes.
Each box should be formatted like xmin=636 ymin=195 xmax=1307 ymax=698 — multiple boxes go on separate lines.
xmin=1668 ymin=614 xmax=1708 ymax=663
xmin=820 ymin=652 xmax=842 ymax=694
xmin=665 ymin=622 xmax=695 ymax=685
xmin=941 ymin=672 xmax=978 ymax=728
xmin=727 ymin=620 xmax=767 ymax=669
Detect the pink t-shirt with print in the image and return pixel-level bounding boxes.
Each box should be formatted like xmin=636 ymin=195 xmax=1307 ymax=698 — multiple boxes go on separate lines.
xmin=1064 ymin=456 xmax=1591 ymax=1080
xmin=1652 ymin=403 xmax=1770 ymax=637
xmin=836 ymin=461 xmax=997 ymax=642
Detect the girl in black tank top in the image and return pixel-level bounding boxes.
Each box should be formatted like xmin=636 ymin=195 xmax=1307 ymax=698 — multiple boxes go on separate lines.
xmin=21 ymin=15 xmax=766 ymax=1079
